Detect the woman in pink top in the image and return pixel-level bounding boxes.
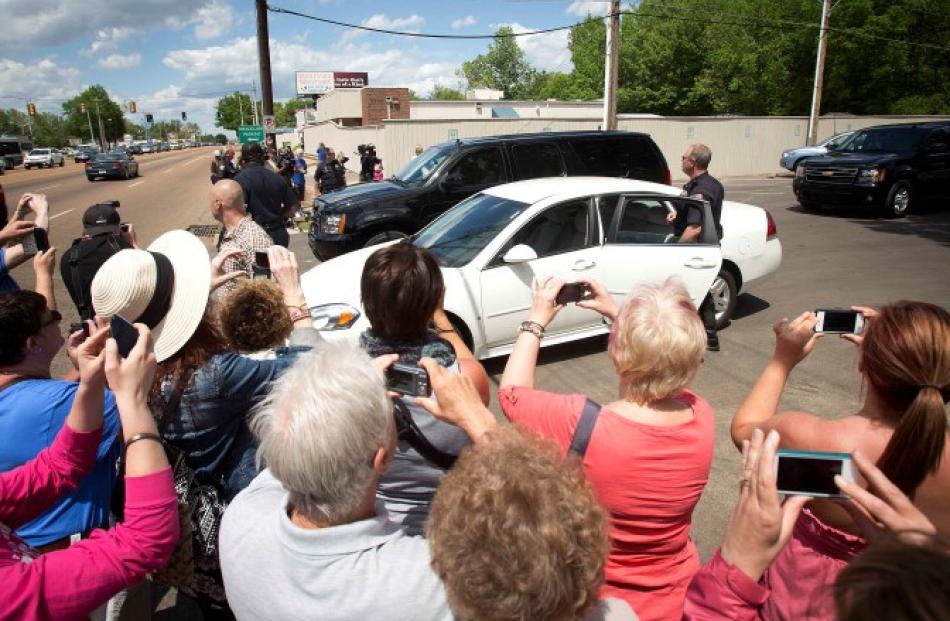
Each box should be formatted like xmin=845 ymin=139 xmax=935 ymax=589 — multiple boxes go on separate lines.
xmin=728 ymin=302 xmax=950 ymax=620
xmin=0 ymin=323 xmax=178 ymax=621
xmin=499 ymin=277 xmax=714 ymax=621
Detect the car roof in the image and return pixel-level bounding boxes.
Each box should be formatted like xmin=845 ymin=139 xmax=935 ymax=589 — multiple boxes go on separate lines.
xmin=859 ymin=121 xmax=950 ymax=131
xmin=433 ymin=129 xmax=652 ymax=149
xmin=482 ymin=176 xmax=679 ymax=203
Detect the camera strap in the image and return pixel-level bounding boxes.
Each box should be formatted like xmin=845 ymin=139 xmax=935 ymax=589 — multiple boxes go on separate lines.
xmin=567 ymin=398 xmax=603 ymax=460
xmin=392 ymin=399 xmax=457 ymax=470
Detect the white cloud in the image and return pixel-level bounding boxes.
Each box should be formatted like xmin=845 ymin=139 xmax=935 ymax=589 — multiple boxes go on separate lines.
xmin=0 ymin=0 xmax=208 ymax=52
xmin=84 ymin=26 xmax=137 ymax=55
xmin=166 ymin=0 xmax=234 ymax=40
xmin=98 ymin=53 xmax=142 ymax=69
xmin=499 ymin=22 xmax=573 ymax=72
xmin=341 ymin=14 xmax=425 ymax=43
xmin=0 ymin=57 xmax=80 ymax=111
xmin=451 ymin=15 xmax=478 ymax=29
xmin=566 ymin=0 xmax=611 ymax=17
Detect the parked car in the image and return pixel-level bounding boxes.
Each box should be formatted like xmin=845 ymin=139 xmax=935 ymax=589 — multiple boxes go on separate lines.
xmin=75 ymin=146 xmax=100 ymax=163
xmin=308 ymin=131 xmax=673 ymax=261
xmin=779 ymin=131 xmax=854 ymax=172
xmin=793 ymin=121 xmax=950 ymax=217
xmin=301 ymin=177 xmax=782 ymax=358
xmin=86 ymin=153 xmax=139 ymax=181
xmin=0 ymin=158 xmax=5 ymax=175
xmin=24 ymin=148 xmax=64 ymax=169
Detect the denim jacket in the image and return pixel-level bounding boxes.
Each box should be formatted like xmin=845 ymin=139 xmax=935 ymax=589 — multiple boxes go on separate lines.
xmin=157 ymin=344 xmax=311 ymax=501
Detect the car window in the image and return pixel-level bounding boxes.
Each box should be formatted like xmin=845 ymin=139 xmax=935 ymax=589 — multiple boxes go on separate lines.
xmin=839 ymin=129 xmax=922 ymax=153
xmin=501 ymin=199 xmax=591 ymax=261
xmin=570 ymin=137 xmax=663 ymax=181
xmin=925 ymin=130 xmax=948 ymax=150
xmin=614 ymin=198 xmax=677 ymax=244
xmin=511 ymin=142 xmax=564 ymax=180
xmin=445 ymin=148 xmax=506 ymax=187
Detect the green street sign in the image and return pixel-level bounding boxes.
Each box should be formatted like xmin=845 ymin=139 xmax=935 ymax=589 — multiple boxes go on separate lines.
xmin=237 ymin=125 xmax=264 ymax=143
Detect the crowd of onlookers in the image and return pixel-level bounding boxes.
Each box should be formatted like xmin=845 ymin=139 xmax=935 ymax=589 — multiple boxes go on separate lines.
xmin=0 ymin=174 xmax=948 ymax=621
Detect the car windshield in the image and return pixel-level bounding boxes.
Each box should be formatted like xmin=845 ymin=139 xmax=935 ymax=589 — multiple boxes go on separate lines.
xmin=29 ymin=150 xmax=50 ymax=155
xmin=391 ymin=146 xmax=452 ymax=186
xmin=836 ymin=129 xmax=921 ymax=153
xmin=413 ymin=193 xmax=531 ymax=268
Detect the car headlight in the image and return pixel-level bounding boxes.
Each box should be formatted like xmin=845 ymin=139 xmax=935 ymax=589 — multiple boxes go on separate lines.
xmin=319 ymin=214 xmax=346 ymax=235
xmin=857 ymin=167 xmax=886 ymax=184
xmin=781 ymin=151 xmax=789 ymax=159
xmin=309 ymin=303 xmax=360 ymax=331
xmin=795 ymin=165 xmax=805 ymax=178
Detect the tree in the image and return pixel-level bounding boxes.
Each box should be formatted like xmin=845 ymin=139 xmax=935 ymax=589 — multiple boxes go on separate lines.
xmin=459 ymin=26 xmax=537 ymax=99
xmin=62 ymin=85 xmax=126 ymax=145
xmin=430 ymin=83 xmax=465 ymax=100
xmin=215 ymin=92 xmax=254 ymax=131
xmin=566 ymin=16 xmax=606 ymax=100
xmin=274 ymin=98 xmax=312 ymax=126
xmin=214 ymin=133 xmax=228 ymax=145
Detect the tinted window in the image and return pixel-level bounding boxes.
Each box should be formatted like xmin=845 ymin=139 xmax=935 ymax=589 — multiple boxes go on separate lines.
xmin=393 ymin=146 xmax=452 ymax=185
xmin=511 ymin=142 xmax=564 ymax=180
xmin=838 ymin=129 xmax=922 ymax=153
xmin=614 ymin=198 xmax=676 ymax=244
xmin=414 ymin=193 xmax=530 ymax=268
xmin=925 ymin=130 xmax=948 ymax=149
xmin=445 ymin=148 xmax=506 ymax=187
xmin=570 ymin=137 xmax=663 ymax=181
xmin=504 ymin=199 xmax=591 ymax=259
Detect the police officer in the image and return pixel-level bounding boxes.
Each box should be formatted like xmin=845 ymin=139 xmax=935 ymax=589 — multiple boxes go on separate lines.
xmin=669 ymin=143 xmax=724 ymax=351
xmin=233 ymin=142 xmax=299 ymax=247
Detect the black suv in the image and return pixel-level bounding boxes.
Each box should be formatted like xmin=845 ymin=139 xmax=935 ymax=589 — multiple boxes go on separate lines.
xmin=793 ymin=121 xmax=950 ymax=217
xmin=308 ymin=130 xmax=671 ymax=260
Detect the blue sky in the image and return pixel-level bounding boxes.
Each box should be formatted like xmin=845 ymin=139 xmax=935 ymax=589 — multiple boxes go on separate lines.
xmin=0 ymin=0 xmax=611 ymax=133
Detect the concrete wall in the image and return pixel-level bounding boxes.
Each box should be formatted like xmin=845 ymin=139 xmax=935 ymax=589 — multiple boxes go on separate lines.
xmin=298 ymin=115 xmax=950 ymax=182
xmin=312 ymin=89 xmax=363 ymax=124
xmin=410 ymin=99 xmax=603 ymax=121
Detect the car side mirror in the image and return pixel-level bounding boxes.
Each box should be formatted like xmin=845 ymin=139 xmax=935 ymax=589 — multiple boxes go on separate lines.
xmin=502 ymin=244 xmax=538 ymax=264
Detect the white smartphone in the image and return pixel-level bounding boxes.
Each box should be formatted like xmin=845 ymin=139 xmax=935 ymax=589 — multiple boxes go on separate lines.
xmin=814 ymin=309 xmax=864 ymax=334
xmin=774 ymin=449 xmax=855 ymax=498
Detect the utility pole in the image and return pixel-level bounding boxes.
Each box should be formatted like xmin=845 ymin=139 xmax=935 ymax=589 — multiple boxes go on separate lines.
xmin=238 ymin=94 xmax=245 ymax=126
xmin=85 ymin=107 xmax=95 ymax=144
xmin=94 ymin=100 xmax=107 ymax=149
xmin=251 ymin=81 xmax=260 ymax=126
xmin=256 ymin=0 xmax=275 ymax=147
xmin=601 ymin=0 xmax=620 ymax=131
xmin=807 ymin=0 xmax=832 ymax=146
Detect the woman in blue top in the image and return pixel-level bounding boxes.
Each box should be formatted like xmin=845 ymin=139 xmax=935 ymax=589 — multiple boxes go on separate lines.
xmin=292 ymin=149 xmax=307 ymax=205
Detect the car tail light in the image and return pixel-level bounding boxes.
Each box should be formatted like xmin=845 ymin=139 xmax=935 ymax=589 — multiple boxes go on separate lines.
xmin=85 ymin=162 xmax=91 ymax=168
xmin=112 ymin=163 xmax=121 ymax=169
xmin=765 ymin=210 xmax=777 ymax=239
xmin=662 ymin=169 xmax=672 ymax=185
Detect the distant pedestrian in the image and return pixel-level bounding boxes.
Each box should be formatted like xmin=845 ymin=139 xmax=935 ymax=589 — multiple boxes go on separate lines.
xmin=210 ymin=179 xmax=274 ymax=294
xmin=316 ymin=142 xmax=327 ymax=164
xmin=373 ymin=160 xmax=384 ymax=182
xmin=233 ymin=142 xmax=299 ymax=247
xmin=292 ymin=149 xmax=307 ymax=204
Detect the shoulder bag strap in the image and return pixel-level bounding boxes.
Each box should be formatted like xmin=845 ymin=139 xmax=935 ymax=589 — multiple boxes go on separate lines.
xmin=567 ymin=398 xmax=602 ymax=459
xmin=392 ymin=400 xmax=457 ymax=470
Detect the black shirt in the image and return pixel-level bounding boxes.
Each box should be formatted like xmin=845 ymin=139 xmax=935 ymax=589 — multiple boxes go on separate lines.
xmin=682 ymin=171 xmax=724 ymax=240
xmin=234 ymin=162 xmax=299 ymax=229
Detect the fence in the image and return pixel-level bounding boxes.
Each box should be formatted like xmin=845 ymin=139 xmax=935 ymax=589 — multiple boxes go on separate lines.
xmin=296 ymin=115 xmax=950 ymax=181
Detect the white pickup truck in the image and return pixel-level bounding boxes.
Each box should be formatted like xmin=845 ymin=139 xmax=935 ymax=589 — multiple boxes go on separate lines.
xmin=301 ymin=177 xmax=782 ymax=359
xmin=24 ymin=148 xmax=65 ymax=169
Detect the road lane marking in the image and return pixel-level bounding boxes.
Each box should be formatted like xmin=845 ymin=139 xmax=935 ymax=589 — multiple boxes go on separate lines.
xmin=49 ymin=209 xmax=75 ymax=221
xmin=163 ymin=169 xmax=172 ymax=174
xmin=37 ymin=184 xmax=60 ymax=191
xmin=127 ymin=180 xmax=145 ymax=188
xmin=730 ymin=191 xmax=786 ymax=195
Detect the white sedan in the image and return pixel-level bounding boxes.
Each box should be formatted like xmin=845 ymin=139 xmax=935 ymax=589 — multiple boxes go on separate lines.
xmin=301 ymin=177 xmax=782 ymax=360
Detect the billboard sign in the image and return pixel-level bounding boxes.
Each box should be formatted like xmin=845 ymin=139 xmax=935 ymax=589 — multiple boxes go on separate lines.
xmin=295 ymin=71 xmax=369 ymax=96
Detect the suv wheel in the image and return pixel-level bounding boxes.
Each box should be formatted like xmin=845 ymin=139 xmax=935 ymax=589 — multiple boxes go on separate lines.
xmin=364 ymin=230 xmax=408 ymax=247
xmin=884 ymin=181 xmax=912 ymax=218
xmin=710 ymin=269 xmax=738 ymax=330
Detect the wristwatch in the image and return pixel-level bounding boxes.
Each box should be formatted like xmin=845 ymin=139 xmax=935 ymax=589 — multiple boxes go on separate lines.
xmin=518 ymin=321 xmax=545 ymax=339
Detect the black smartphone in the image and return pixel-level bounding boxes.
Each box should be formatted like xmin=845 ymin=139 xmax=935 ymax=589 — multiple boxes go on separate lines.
xmin=110 ymin=314 xmax=138 ymax=358
xmin=386 ymin=363 xmax=432 ymax=397
xmin=814 ymin=309 xmax=865 ymax=334
xmin=555 ymin=283 xmax=592 ymax=306
xmin=120 ymin=223 xmax=131 ymax=233
xmin=33 ymin=228 xmax=50 ymax=252
xmin=253 ymin=250 xmax=271 ymax=279
xmin=69 ymin=322 xmax=91 ymax=338
xmin=774 ymin=450 xmax=855 ymax=498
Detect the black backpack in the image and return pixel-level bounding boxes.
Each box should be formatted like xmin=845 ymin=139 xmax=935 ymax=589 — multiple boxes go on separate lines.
xmin=60 ymin=234 xmax=131 ymax=321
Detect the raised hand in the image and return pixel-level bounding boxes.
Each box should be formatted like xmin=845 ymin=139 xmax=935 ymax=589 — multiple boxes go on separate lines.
xmin=210 ymin=246 xmax=246 ymax=291
xmin=772 ymin=311 xmax=822 ymax=368
xmin=528 ymin=275 xmax=566 ymax=328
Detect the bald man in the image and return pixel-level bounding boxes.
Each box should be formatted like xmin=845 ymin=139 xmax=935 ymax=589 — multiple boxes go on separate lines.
xmin=211 ymin=179 xmax=275 ymax=294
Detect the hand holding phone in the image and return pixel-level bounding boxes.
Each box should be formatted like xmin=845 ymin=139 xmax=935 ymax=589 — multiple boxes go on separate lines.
xmin=253 ymin=250 xmax=271 ymax=279
xmin=33 ymin=227 xmax=50 ymax=252
xmin=814 ymin=309 xmax=864 ymax=334
xmin=774 ymin=449 xmax=855 ymax=498
xmin=110 ymin=314 xmax=139 ymax=358
xmin=555 ymin=282 xmax=593 ymax=306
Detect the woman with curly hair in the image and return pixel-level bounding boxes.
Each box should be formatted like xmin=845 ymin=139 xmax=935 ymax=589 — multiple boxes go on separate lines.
xmin=218 ymin=279 xmax=321 ymax=359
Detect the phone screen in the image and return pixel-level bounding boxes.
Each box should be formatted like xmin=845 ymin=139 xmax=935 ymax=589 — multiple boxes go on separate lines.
xmin=110 ymin=315 xmax=138 ymax=358
xmin=775 ymin=451 xmax=849 ymax=496
xmin=33 ymin=228 xmax=50 ymax=252
xmin=817 ymin=310 xmax=860 ymax=333
xmin=555 ymin=283 xmax=590 ymax=306
xmin=255 ymin=250 xmax=270 ymax=268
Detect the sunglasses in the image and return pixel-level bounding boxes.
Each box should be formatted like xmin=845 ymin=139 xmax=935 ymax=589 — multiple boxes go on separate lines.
xmin=41 ymin=309 xmax=63 ymax=328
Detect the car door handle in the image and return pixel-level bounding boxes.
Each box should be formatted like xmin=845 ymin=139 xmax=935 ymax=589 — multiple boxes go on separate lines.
xmin=572 ymin=259 xmax=597 ymax=271
xmin=684 ymin=257 xmax=718 ymax=269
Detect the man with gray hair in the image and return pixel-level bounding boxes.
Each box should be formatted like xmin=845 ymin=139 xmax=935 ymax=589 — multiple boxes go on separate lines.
xmin=218 ymin=342 xmax=456 ymax=620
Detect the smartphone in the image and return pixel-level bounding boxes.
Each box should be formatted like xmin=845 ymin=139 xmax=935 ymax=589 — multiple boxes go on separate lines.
xmin=252 ymin=250 xmax=271 ymax=279
xmin=120 ymin=223 xmax=131 ymax=233
xmin=774 ymin=449 xmax=854 ymax=498
xmin=110 ymin=314 xmax=139 ymax=358
xmin=33 ymin=228 xmax=50 ymax=252
xmin=814 ymin=309 xmax=864 ymax=334
xmin=555 ymin=283 xmax=592 ymax=306
xmin=386 ymin=363 xmax=432 ymax=397
xmin=69 ymin=322 xmax=91 ymax=338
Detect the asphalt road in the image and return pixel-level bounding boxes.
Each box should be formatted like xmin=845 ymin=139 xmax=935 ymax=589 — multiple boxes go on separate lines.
xmin=3 ymin=161 xmax=949 ymax=615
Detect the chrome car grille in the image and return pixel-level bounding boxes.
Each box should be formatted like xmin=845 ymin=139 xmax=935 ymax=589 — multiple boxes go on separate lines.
xmin=803 ymin=166 xmax=858 ymax=184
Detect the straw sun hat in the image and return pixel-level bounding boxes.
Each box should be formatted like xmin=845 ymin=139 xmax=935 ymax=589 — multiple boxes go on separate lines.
xmin=91 ymin=230 xmax=211 ymax=362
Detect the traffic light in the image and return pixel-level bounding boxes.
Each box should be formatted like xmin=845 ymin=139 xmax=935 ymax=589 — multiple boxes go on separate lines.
xmin=129 ymin=101 xmax=137 ymax=113
xmin=80 ymin=102 xmax=87 ymax=114
xmin=27 ymin=102 xmax=36 ymax=116
xmin=145 ymin=113 xmax=154 ymax=124
xmin=181 ymin=111 xmax=187 ymax=121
